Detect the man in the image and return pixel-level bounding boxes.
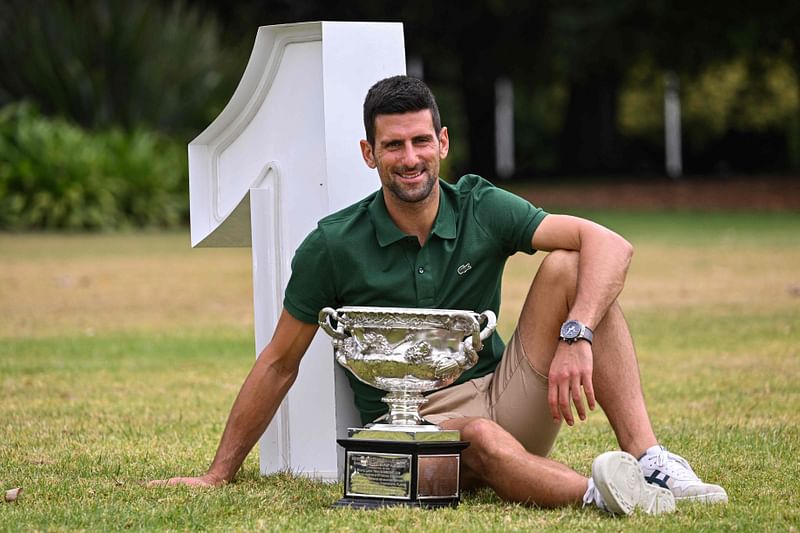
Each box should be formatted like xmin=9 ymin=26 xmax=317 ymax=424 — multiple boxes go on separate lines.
xmin=151 ymin=75 xmax=727 ymax=515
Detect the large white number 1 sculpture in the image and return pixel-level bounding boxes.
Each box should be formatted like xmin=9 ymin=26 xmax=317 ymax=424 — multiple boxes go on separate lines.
xmin=188 ymin=21 xmax=406 ymax=480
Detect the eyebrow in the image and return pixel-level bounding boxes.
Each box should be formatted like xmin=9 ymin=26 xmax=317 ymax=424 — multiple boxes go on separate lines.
xmin=379 ymin=134 xmax=435 ymax=148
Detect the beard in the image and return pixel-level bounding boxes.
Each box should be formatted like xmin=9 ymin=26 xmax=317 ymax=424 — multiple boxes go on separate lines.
xmin=385 ymin=165 xmax=438 ymax=203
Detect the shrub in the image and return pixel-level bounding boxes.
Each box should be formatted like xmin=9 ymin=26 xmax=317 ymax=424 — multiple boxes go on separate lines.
xmin=0 ymin=103 xmax=188 ymax=230
xmin=0 ymin=0 xmax=240 ymax=138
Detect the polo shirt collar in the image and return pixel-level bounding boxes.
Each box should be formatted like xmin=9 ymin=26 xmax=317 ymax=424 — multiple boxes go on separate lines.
xmin=368 ymin=181 xmax=457 ymax=247
xmin=431 ymin=184 xmax=457 ymax=240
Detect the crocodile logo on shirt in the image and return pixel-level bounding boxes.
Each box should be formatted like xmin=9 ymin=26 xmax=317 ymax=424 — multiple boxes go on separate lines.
xmin=457 ymin=262 xmax=472 ymax=276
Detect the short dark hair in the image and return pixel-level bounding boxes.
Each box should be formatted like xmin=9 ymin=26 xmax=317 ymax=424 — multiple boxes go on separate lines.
xmin=363 ymin=75 xmax=441 ymax=146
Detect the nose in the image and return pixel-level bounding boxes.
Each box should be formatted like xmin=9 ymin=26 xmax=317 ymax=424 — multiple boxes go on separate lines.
xmin=398 ymin=141 xmax=420 ymax=167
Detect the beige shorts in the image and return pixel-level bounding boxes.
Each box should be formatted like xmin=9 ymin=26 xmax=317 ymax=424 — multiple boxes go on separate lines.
xmin=419 ymin=328 xmax=561 ymax=457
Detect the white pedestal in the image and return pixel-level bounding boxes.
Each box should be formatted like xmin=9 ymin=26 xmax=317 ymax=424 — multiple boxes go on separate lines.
xmin=188 ymin=21 xmax=407 ymax=480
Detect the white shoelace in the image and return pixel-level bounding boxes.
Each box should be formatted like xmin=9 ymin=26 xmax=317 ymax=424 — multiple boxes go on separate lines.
xmin=582 ymin=478 xmax=607 ymax=511
xmin=644 ymin=446 xmax=701 ymax=482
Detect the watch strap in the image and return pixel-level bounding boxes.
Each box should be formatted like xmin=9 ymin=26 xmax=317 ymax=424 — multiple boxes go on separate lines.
xmin=578 ymin=324 xmax=593 ymax=344
xmin=559 ymin=320 xmax=594 ymax=345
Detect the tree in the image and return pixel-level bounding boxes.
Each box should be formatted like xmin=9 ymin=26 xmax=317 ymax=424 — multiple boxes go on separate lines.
xmin=0 ymin=0 xmax=241 ymax=138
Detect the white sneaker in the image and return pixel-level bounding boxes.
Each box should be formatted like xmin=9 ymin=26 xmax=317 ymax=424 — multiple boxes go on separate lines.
xmin=583 ymin=451 xmax=675 ymax=515
xmin=639 ymin=445 xmax=728 ymax=504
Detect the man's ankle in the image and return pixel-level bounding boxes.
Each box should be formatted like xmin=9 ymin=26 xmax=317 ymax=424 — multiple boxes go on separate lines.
xmin=621 ymin=437 xmax=658 ymax=460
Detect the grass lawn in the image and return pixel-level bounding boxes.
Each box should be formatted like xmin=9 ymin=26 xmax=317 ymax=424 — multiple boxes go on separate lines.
xmin=1 ymin=210 xmax=799 ymax=531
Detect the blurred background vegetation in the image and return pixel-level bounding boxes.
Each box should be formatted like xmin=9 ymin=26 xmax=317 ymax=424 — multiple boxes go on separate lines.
xmin=1 ymin=0 xmax=798 ymax=230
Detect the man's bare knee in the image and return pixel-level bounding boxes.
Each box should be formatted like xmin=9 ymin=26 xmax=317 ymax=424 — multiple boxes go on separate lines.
xmin=460 ymin=418 xmax=523 ymax=465
xmin=520 ymin=250 xmax=580 ymax=324
xmin=537 ymin=249 xmax=579 ymax=288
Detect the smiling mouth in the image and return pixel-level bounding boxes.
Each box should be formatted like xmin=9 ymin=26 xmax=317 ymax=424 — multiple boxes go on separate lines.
xmin=395 ymin=167 xmax=426 ymax=180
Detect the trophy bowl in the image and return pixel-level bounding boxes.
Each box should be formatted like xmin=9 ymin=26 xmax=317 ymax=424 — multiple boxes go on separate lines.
xmin=319 ymin=306 xmax=497 ymax=427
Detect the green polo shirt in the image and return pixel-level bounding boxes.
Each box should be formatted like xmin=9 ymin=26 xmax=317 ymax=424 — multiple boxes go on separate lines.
xmin=284 ymin=174 xmax=548 ymax=424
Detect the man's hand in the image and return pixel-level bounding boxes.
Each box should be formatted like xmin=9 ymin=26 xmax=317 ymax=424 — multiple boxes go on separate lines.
xmin=145 ymin=311 xmax=317 ymax=492
xmin=547 ymin=340 xmax=596 ymax=426
xmin=147 ymin=473 xmax=225 ymax=488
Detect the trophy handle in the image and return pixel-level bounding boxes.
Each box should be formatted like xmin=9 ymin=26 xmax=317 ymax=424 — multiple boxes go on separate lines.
xmin=478 ymin=310 xmax=497 ymax=342
xmin=469 ymin=310 xmax=497 ymax=352
xmin=458 ymin=310 xmax=497 ymax=353
xmin=318 ymin=307 xmax=347 ymax=339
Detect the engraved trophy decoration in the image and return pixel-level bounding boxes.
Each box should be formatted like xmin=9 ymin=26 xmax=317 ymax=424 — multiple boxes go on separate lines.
xmin=319 ymin=306 xmax=497 ymax=508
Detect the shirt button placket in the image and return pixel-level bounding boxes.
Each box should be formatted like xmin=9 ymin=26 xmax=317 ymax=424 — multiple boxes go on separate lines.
xmin=415 ymin=247 xmax=435 ymax=307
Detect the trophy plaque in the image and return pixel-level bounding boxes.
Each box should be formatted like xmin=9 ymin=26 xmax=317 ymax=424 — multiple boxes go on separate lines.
xmin=319 ymin=306 xmax=497 ymax=508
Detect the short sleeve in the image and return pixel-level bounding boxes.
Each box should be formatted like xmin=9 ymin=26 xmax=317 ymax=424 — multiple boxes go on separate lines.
xmin=283 ymin=227 xmax=337 ymax=324
xmin=469 ymin=177 xmax=548 ymax=254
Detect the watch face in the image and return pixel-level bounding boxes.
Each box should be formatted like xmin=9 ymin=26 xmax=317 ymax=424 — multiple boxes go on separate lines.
xmin=561 ymin=320 xmax=581 ymax=339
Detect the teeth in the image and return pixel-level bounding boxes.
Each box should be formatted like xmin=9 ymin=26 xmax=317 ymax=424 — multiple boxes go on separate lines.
xmin=399 ymin=171 xmax=422 ymax=178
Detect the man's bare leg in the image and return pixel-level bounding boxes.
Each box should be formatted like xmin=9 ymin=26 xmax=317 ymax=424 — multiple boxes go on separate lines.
xmin=439 ymin=416 xmax=588 ymax=507
xmin=518 ymin=250 xmax=658 ymax=458
xmin=424 ymin=250 xmax=659 ymax=506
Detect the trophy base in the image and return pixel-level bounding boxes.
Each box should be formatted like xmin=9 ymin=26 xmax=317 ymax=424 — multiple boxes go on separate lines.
xmin=332 ymin=496 xmax=459 ymax=509
xmin=349 ymin=426 xmax=461 ymax=441
xmin=335 ymin=437 xmax=469 ymax=509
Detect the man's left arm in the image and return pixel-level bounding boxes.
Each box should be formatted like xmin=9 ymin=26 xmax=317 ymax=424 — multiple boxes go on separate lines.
xmin=531 ymin=214 xmax=634 ymax=425
xmin=532 ymin=214 xmax=633 ymax=327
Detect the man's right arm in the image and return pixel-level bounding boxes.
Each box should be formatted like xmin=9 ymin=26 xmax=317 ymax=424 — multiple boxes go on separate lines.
xmin=148 ymin=309 xmax=318 ymax=487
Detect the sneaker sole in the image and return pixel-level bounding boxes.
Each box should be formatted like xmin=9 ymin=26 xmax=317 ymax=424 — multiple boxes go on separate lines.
xmin=676 ymin=491 xmax=729 ymax=504
xmin=593 ymin=451 xmax=676 ymax=515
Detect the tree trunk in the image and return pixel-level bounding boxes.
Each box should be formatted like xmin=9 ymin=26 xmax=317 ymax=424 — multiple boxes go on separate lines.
xmin=460 ymin=74 xmax=497 ymax=178
xmin=558 ymin=73 xmax=622 ymax=174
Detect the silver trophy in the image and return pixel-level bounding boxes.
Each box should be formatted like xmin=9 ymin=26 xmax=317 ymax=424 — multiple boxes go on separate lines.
xmin=319 ymin=306 xmax=497 ymax=508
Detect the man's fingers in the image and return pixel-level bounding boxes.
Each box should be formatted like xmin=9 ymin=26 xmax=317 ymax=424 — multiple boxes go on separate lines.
xmin=547 ymin=380 xmax=560 ymax=423
xmin=147 ymin=477 xmax=215 ymax=488
xmin=583 ymin=373 xmax=597 ymax=411
xmin=571 ymin=376 xmax=586 ymax=421
xmin=147 ymin=477 xmax=184 ymax=488
xmin=558 ymin=380 xmax=574 ymax=426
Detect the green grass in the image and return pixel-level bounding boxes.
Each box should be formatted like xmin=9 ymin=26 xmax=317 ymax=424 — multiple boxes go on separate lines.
xmin=2 ymin=211 xmax=800 ymax=531
xmin=555 ymin=209 xmax=800 ymax=246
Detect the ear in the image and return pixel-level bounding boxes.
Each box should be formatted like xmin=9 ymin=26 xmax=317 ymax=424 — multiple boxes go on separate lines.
xmin=438 ymin=126 xmax=450 ymax=160
xmin=360 ymin=139 xmax=377 ymax=169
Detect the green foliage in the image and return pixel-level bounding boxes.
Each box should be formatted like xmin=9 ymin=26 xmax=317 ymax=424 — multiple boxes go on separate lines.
xmin=0 ymin=0 xmax=242 ymax=137
xmin=514 ymin=83 xmax=568 ymax=173
xmin=620 ymin=57 xmax=800 ymax=147
xmin=0 ymin=103 xmax=187 ymax=230
xmin=2 ymin=0 xmax=798 ymax=176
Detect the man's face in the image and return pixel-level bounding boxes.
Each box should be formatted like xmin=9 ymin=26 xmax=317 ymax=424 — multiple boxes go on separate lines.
xmin=360 ymin=109 xmax=449 ymax=204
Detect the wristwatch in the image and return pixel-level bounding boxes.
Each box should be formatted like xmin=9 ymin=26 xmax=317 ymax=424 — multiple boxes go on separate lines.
xmin=559 ymin=319 xmax=594 ymax=345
